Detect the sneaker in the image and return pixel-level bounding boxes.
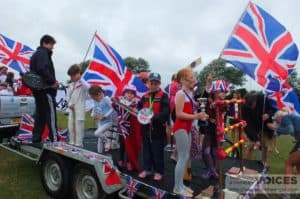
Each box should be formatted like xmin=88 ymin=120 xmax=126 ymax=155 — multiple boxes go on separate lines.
xmin=184 ymin=186 xmax=194 ymax=194
xmin=126 ymin=162 xmax=133 ymax=171
xmin=30 ymin=142 xmax=43 ymax=149
xmin=138 ymin=171 xmax=150 ymax=178
xmin=173 ymin=189 xmax=193 ymax=197
xmin=153 ymin=173 xmax=163 ymax=181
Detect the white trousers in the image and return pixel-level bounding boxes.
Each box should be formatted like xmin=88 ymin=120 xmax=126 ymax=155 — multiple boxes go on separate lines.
xmin=68 ymin=116 xmax=85 ymax=147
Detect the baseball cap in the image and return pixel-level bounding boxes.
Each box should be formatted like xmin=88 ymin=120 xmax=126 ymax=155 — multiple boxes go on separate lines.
xmin=149 ymin=72 xmax=161 ymax=82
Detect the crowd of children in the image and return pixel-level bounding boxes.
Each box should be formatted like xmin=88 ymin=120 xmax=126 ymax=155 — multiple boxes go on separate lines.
xmin=63 ymin=63 xmax=300 ymax=198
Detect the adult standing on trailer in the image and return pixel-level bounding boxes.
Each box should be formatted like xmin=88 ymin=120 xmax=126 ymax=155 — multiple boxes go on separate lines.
xmin=30 ymin=35 xmax=59 ymax=144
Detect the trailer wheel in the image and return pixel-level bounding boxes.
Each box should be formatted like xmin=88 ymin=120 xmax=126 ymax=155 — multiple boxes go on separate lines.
xmin=40 ymin=153 xmax=69 ymax=198
xmin=72 ymin=164 xmax=107 ymax=199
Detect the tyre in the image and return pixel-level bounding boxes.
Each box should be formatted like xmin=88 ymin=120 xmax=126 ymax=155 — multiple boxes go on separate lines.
xmin=40 ymin=153 xmax=70 ymax=198
xmin=72 ymin=164 xmax=107 ymax=199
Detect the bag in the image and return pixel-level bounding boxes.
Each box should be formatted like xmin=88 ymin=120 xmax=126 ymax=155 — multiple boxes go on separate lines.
xmin=23 ymin=71 xmax=49 ymax=90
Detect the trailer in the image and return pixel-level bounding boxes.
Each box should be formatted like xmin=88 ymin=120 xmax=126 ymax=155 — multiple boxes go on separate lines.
xmin=1 ymin=127 xmax=267 ymax=199
xmin=0 ymin=95 xmax=268 ymax=198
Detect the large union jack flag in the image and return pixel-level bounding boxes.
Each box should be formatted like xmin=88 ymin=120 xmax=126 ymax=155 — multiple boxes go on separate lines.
xmin=0 ymin=34 xmax=34 ymax=73
xmin=221 ymin=2 xmax=298 ymax=92
xmin=81 ymin=33 xmax=148 ymax=98
xmin=125 ymin=176 xmax=140 ymax=198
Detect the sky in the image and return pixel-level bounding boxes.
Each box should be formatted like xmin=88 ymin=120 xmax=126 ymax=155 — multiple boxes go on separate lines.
xmin=1 ymin=0 xmax=299 ymax=90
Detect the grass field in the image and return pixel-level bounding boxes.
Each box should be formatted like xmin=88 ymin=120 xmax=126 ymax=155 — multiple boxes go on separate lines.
xmin=0 ymin=113 xmax=297 ymax=199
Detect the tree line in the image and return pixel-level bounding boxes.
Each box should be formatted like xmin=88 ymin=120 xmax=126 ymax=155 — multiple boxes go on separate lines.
xmin=79 ymin=57 xmax=300 ymax=98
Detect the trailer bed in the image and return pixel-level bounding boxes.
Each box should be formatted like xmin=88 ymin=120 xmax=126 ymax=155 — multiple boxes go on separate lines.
xmin=83 ymin=129 xmax=264 ymax=197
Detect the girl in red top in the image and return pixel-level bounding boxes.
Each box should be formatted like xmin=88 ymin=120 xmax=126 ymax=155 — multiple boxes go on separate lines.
xmin=173 ymin=67 xmax=208 ymax=197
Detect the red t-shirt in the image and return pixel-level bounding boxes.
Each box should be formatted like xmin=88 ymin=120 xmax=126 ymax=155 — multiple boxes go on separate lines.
xmin=15 ymin=78 xmax=32 ymax=96
xmin=173 ymin=90 xmax=193 ymax=133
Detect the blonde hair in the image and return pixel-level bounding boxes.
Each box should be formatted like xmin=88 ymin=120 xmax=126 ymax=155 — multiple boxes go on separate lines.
xmin=274 ymin=108 xmax=289 ymax=120
xmin=176 ymin=67 xmax=194 ymax=83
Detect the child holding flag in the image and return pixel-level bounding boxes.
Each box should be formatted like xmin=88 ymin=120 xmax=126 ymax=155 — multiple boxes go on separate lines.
xmin=113 ymin=85 xmax=141 ymax=171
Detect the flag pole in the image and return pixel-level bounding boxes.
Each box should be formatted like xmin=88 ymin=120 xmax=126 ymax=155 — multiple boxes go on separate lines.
xmin=259 ymin=92 xmax=267 ymax=167
xmin=81 ymin=30 xmax=97 ymax=64
xmin=218 ymin=1 xmax=251 ymax=58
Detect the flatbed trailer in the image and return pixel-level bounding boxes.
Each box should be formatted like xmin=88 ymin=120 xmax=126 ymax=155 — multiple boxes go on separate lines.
xmin=0 ymin=128 xmax=266 ymax=199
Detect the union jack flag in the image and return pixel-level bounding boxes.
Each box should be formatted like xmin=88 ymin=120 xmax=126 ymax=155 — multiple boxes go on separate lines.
xmin=151 ymin=187 xmax=167 ymax=199
xmin=125 ymin=176 xmax=140 ymax=198
xmin=0 ymin=34 xmax=34 ymax=73
xmin=267 ymin=82 xmax=300 ymax=115
xmin=221 ymin=2 xmax=299 ymax=92
xmin=58 ymin=128 xmax=68 ymax=141
xmin=18 ymin=112 xmax=69 ymax=141
xmin=18 ymin=113 xmax=34 ymax=141
xmin=114 ymin=97 xmax=137 ymax=138
xmin=209 ymin=80 xmax=232 ymax=93
xmin=81 ymin=33 xmax=148 ymax=98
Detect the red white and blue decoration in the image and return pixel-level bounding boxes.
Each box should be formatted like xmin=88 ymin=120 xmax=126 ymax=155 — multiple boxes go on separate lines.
xmin=267 ymin=82 xmax=300 ymax=115
xmin=221 ymin=2 xmax=298 ymax=92
xmin=151 ymin=187 xmax=167 ymax=199
xmin=0 ymin=34 xmax=34 ymax=73
xmin=125 ymin=176 xmax=141 ymax=198
xmin=209 ymin=80 xmax=232 ymax=93
xmin=81 ymin=33 xmax=148 ymax=98
xmin=17 ymin=113 xmax=68 ymax=142
xmin=18 ymin=113 xmax=34 ymax=141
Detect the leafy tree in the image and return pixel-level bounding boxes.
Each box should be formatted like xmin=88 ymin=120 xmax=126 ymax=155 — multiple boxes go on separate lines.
xmin=197 ymin=58 xmax=246 ymax=92
xmin=79 ymin=60 xmax=90 ymax=73
xmin=124 ymin=57 xmax=150 ymax=74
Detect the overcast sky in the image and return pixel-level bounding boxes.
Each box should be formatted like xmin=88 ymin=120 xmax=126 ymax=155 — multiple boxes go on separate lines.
xmin=1 ymin=0 xmax=299 ymax=90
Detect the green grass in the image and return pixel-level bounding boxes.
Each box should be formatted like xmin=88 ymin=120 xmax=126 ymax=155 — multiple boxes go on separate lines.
xmin=0 ymin=148 xmax=53 ymax=199
xmin=0 ymin=113 xmax=296 ymax=198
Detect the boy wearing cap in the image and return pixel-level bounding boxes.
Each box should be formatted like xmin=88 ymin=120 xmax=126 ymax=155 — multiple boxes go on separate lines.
xmin=138 ymin=72 xmax=170 ymax=181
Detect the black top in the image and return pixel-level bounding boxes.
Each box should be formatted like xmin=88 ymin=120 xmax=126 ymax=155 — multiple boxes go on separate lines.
xmin=30 ymin=46 xmax=56 ymax=95
xmin=241 ymin=94 xmax=275 ymax=142
xmin=138 ymin=90 xmax=170 ymax=139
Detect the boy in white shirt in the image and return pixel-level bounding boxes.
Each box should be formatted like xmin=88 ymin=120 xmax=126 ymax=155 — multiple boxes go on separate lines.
xmin=67 ymin=64 xmax=87 ymax=147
